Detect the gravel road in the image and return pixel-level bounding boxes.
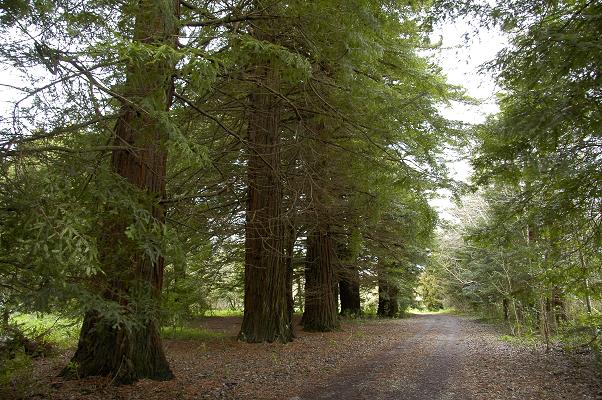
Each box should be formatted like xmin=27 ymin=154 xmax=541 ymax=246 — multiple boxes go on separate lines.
xmin=297 ymin=314 xmax=601 ymax=400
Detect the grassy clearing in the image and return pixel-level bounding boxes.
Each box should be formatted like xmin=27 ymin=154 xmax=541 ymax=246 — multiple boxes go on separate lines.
xmin=1 ymin=314 xmax=79 ymax=398
xmin=10 ymin=313 xmax=80 ymax=349
xmin=11 ymin=313 xmax=227 ymax=343
xmin=203 ymin=309 xmax=243 ymax=317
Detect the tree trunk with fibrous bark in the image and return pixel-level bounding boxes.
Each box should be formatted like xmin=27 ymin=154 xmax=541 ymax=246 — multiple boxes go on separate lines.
xmin=62 ymin=0 xmax=178 ymax=384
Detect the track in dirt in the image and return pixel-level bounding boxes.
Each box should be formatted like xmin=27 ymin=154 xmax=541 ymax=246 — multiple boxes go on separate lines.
xmin=298 ymin=314 xmax=467 ymax=400
xmin=297 ymin=314 xmax=601 ymax=400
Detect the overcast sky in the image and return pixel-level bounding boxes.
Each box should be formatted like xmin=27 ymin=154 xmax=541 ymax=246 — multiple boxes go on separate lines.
xmin=428 ymin=18 xmax=508 ymax=220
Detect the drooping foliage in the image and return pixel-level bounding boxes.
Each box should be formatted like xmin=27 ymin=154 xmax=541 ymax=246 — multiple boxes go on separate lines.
xmin=0 ymin=0 xmax=460 ymax=384
xmin=428 ymin=0 xmax=602 ymax=348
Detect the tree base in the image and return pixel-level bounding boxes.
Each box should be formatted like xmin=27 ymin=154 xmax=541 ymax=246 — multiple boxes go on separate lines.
xmin=302 ymin=322 xmax=340 ymax=333
xmin=340 ymin=308 xmax=362 ymax=318
xmin=238 ymin=311 xmax=293 ymax=344
xmin=61 ymin=311 xmax=173 ymax=385
xmin=301 ymin=311 xmax=340 ymax=332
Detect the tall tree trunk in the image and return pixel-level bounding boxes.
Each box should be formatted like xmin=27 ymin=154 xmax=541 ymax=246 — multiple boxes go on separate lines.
xmin=339 ymin=249 xmax=361 ymax=316
xmin=512 ymin=299 xmax=522 ymax=335
xmin=63 ymin=0 xmax=178 ymax=384
xmin=285 ymin=225 xmax=297 ymax=318
xmin=378 ymin=270 xmax=399 ymax=318
xmin=303 ymin=229 xmax=339 ymax=332
xmin=552 ymin=288 xmax=566 ymax=325
xmin=337 ymin=231 xmax=361 ymax=316
xmin=295 ymin=269 xmax=304 ymax=313
xmin=377 ymin=279 xmax=390 ymax=317
xmin=540 ymin=296 xmax=550 ymax=353
xmin=585 ymin=278 xmax=592 ymax=314
xmin=238 ymin=61 xmax=292 ymax=343
xmin=579 ymin=250 xmax=592 ymax=314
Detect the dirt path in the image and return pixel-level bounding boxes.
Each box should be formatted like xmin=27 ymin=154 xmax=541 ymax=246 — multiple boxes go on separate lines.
xmin=297 ymin=314 xmax=600 ymax=400
xmin=25 ymin=314 xmax=602 ymax=400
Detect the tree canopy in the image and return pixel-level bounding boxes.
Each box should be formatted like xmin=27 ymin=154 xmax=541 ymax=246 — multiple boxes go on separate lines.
xmin=1 ymin=0 xmax=601 ymax=387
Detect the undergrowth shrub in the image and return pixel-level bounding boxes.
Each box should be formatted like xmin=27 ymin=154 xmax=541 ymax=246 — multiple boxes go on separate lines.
xmin=559 ymin=313 xmax=602 ymax=352
xmin=0 ymin=324 xmax=53 ymax=398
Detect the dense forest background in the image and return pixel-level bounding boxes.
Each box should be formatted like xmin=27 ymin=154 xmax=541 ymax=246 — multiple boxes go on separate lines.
xmin=0 ymin=0 xmax=600 ymax=391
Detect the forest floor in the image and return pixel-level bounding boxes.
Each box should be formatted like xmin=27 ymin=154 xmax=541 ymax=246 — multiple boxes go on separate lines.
xmin=16 ymin=314 xmax=602 ymax=400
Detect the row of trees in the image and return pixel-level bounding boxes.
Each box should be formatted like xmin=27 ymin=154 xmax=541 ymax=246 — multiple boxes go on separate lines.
xmin=0 ymin=0 xmax=457 ymax=383
xmin=427 ymin=0 xmax=602 ymax=348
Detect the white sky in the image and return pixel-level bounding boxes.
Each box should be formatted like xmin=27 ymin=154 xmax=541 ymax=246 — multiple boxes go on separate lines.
xmin=428 ymin=18 xmax=508 ymax=220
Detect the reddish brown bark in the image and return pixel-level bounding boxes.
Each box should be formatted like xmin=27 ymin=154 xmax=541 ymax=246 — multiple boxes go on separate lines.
xmin=285 ymin=225 xmax=297 ymax=317
xmin=239 ymin=63 xmax=292 ymax=343
xmin=63 ymin=0 xmax=178 ymax=384
xmin=303 ymin=228 xmax=340 ymax=332
xmin=339 ymin=245 xmax=361 ymax=317
xmin=378 ymin=272 xmax=400 ymax=318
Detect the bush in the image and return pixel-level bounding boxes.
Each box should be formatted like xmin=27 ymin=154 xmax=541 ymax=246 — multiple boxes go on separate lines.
xmin=0 ymin=325 xmax=53 ymax=359
xmin=0 ymin=324 xmax=52 ymax=399
xmin=559 ymin=312 xmax=602 ymax=352
xmin=0 ymin=350 xmax=33 ymax=398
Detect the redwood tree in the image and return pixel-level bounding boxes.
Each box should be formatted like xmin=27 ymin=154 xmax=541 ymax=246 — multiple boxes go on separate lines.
xmin=338 ymin=243 xmax=362 ymax=317
xmin=63 ymin=0 xmax=179 ymax=383
xmin=378 ymin=271 xmax=400 ymax=318
xmin=339 ymin=267 xmax=361 ymax=317
xmin=303 ymin=227 xmax=340 ymax=331
xmin=238 ymin=61 xmax=292 ymax=343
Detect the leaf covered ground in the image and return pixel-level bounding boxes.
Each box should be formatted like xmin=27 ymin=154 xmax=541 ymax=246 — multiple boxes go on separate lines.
xmin=9 ymin=314 xmax=602 ymax=400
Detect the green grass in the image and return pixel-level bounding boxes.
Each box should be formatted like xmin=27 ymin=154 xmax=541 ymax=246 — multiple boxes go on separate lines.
xmin=499 ymin=333 xmax=541 ymax=346
xmin=10 ymin=313 xmax=80 ymax=348
xmin=0 ymin=350 xmax=35 ymax=398
xmin=10 ymin=313 xmax=227 ymax=344
xmin=203 ymin=309 xmax=243 ymax=317
xmin=1 ymin=314 xmax=80 ymax=398
xmin=343 ymin=314 xmax=379 ymax=324
xmin=160 ymin=326 xmax=224 ymax=341
xmin=351 ymin=330 xmax=366 ymax=338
